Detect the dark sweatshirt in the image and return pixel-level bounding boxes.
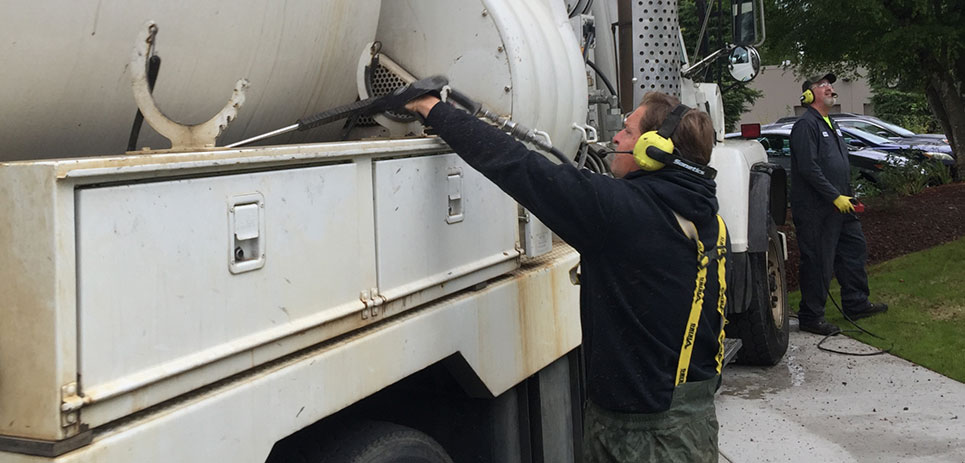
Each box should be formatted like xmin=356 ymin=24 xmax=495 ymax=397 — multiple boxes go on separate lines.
xmin=425 ymin=102 xmax=726 ymax=413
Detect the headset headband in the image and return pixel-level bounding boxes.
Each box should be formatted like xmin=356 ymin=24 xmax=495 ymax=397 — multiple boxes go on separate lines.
xmin=657 ymin=104 xmax=691 ymax=140
xmin=649 ymin=104 xmax=717 ymax=179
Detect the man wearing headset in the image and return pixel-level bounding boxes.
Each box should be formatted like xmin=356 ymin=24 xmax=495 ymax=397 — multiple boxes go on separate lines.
xmin=790 ymin=73 xmax=888 ymax=336
xmin=407 ymin=91 xmax=725 ymax=462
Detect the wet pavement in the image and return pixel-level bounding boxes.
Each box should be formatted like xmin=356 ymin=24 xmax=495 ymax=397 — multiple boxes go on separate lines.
xmin=717 ymin=318 xmax=965 ymax=463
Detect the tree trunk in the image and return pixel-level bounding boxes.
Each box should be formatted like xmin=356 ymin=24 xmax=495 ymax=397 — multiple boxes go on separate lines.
xmin=925 ymin=70 xmax=965 ymax=180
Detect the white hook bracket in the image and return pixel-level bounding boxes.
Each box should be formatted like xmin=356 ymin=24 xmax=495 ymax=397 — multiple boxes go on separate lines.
xmin=572 ymin=123 xmax=599 ymax=143
xmin=130 ymin=21 xmax=249 ymax=151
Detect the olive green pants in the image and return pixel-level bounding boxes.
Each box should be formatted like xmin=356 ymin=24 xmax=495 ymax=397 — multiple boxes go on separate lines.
xmin=583 ymin=377 xmax=720 ymax=463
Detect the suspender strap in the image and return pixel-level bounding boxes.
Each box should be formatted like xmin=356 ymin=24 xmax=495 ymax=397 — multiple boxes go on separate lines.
xmin=713 ymin=215 xmax=728 ymax=375
xmin=672 ymin=213 xmax=728 ymax=386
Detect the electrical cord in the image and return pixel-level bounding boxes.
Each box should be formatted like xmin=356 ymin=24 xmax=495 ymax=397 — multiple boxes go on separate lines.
xmin=813 ymin=291 xmax=893 ymax=356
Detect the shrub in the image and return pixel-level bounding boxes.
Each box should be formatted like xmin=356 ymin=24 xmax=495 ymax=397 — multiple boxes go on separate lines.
xmin=875 ymin=154 xmax=951 ymax=197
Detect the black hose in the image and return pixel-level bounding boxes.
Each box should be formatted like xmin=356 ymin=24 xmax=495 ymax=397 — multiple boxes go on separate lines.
xmin=582 ymin=30 xmax=595 ymax=61
xmin=549 ymin=146 xmax=576 ymax=167
xmin=816 ymin=291 xmax=892 ymax=356
xmin=582 ymin=0 xmax=595 ymax=14
xmin=127 ymin=55 xmax=161 ymax=151
xmin=586 ymin=60 xmax=617 ymax=97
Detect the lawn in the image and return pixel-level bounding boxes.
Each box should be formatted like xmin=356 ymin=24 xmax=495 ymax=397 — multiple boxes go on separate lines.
xmin=787 ymin=236 xmax=965 ymax=383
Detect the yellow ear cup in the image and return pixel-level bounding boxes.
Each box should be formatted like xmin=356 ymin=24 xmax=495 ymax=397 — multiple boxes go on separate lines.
xmin=633 ymin=131 xmax=674 ymax=171
xmin=800 ymin=89 xmax=814 ymax=104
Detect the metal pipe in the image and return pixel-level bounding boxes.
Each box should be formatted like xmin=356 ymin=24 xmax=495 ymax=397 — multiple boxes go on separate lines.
xmin=225 ymin=124 xmax=298 ymax=148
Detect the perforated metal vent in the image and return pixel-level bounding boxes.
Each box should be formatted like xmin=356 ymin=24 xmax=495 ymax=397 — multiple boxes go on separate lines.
xmin=631 ymin=0 xmax=682 ymax=102
xmin=364 ymin=63 xmax=415 ymax=123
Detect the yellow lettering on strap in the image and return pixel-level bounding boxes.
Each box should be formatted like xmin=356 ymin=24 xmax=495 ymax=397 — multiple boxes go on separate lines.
xmin=714 ymin=215 xmax=728 ymax=374
xmin=673 ymin=213 xmax=728 ymax=386
xmin=675 ymin=217 xmax=706 ymax=386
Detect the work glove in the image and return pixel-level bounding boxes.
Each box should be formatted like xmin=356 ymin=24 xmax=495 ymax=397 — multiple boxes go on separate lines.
xmin=833 ymin=195 xmax=855 ymax=213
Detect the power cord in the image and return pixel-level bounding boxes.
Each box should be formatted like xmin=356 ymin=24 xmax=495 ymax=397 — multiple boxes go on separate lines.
xmin=814 ymin=291 xmax=892 ymax=356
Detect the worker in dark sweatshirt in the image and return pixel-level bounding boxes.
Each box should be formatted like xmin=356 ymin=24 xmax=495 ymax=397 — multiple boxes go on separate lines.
xmin=407 ymin=91 xmax=726 ymax=462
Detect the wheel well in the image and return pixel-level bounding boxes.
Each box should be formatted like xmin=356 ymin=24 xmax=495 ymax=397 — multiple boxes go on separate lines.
xmin=265 ymin=351 xmax=582 ymax=463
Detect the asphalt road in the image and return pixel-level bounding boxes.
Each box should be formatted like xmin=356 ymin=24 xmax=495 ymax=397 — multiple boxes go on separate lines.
xmin=717 ymin=318 xmax=965 ymax=463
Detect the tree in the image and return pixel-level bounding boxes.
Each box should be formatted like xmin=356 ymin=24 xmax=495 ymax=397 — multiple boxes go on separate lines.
xmin=762 ymin=0 xmax=964 ymax=176
xmin=678 ymin=0 xmax=764 ymax=131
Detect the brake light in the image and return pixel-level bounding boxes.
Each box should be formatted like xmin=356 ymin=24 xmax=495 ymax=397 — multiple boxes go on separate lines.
xmin=741 ymin=123 xmax=761 ymax=138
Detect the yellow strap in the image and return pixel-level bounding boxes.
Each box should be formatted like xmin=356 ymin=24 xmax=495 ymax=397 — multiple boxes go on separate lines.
xmin=714 ymin=215 xmax=728 ymax=374
xmin=675 ymin=214 xmax=728 ymax=386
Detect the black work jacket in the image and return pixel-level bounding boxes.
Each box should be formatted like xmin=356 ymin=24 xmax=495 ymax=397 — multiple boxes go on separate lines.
xmin=425 ymin=102 xmax=727 ymax=413
xmin=789 ymin=106 xmax=853 ymax=215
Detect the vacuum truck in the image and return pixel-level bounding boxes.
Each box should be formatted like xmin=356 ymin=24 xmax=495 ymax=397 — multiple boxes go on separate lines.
xmin=0 ymin=0 xmax=785 ymax=461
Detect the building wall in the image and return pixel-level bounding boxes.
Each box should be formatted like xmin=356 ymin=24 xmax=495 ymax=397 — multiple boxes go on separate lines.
xmin=738 ymin=66 xmax=873 ymax=126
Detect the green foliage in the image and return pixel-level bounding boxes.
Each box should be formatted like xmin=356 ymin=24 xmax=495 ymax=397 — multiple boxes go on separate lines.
xmin=851 ymin=167 xmax=881 ymax=199
xmin=922 ymin=158 xmax=953 ymax=186
xmin=789 ymin=237 xmax=965 ymax=383
xmin=878 ymin=161 xmax=929 ymax=196
xmin=870 ymin=86 xmax=942 ymax=134
xmin=871 ymin=155 xmax=951 ymax=197
xmin=722 ymin=83 xmax=764 ymax=132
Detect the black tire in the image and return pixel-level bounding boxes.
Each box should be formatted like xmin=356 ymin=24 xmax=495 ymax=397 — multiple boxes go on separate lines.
xmin=314 ymin=421 xmax=453 ymax=463
xmin=730 ymin=220 xmax=789 ymax=365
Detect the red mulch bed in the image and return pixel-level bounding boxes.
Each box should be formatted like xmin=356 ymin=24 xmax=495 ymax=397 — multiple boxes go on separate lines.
xmin=780 ymin=182 xmax=965 ymax=290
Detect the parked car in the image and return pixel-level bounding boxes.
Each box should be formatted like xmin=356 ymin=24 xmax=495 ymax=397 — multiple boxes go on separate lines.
xmin=725 ymin=124 xmax=905 ymax=181
xmin=831 ymin=113 xmax=948 ymax=145
xmin=839 ymin=126 xmax=955 ymax=167
xmin=774 ymin=114 xmax=949 ymax=145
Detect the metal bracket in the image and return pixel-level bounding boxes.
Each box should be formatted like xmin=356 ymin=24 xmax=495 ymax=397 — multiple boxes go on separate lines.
xmin=60 ymin=382 xmax=87 ymax=428
xmin=359 ymin=288 xmax=385 ymax=319
xmin=130 ymin=21 xmax=248 ymax=150
xmin=572 ymin=122 xmax=599 ymax=143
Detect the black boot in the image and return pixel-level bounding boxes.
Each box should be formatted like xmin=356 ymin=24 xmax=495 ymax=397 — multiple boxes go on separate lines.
xmin=844 ymin=302 xmax=888 ymax=321
xmin=799 ymin=318 xmax=841 ymax=335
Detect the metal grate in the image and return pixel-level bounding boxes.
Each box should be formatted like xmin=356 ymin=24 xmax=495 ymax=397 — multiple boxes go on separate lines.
xmin=364 ymin=63 xmax=416 ymax=123
xmin=630 ymin=0 xmax=682 ymax=102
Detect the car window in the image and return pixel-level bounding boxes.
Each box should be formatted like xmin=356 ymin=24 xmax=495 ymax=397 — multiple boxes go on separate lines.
xmin=841 ymin=120 xmax=897 ymax=138
xmin=868 ymin=117 xmax=916 ymax=137
xmin=762 ymin=134 xmax=790 ymax=156
xmin=843 ymin=127 xmax=894 ymax=145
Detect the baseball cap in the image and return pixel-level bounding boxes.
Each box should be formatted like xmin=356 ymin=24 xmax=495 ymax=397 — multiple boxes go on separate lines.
xmin=801 ymin=73 xmax=836 ymax=92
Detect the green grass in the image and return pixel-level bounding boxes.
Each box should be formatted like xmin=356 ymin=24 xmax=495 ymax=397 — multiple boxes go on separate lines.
xmin=788 ymin=237 xmax=965 ymax=383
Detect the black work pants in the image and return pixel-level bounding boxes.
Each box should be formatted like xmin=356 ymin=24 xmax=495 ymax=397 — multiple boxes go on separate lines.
xmin=793 ymin=208 xmax=870 ymax=324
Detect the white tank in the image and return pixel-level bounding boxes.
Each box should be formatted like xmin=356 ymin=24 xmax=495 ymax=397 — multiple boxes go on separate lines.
xmin=0 ymin=0 xmax=587 ymax=162
xmin=0 ymin=0 xmax=381 ymax=161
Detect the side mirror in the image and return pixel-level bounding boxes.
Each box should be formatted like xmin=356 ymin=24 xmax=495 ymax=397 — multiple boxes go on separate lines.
xmin=732 ymin=0 xmax=759 ymax=46
xmin=728 ymin=46 xmax=761 ymax=82
xmin=848 ymin=139 xmax=866 ymax=148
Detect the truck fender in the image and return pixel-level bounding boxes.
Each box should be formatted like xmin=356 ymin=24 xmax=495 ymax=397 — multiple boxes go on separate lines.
xmin=747 ymin=162 xmax=787 ymax=253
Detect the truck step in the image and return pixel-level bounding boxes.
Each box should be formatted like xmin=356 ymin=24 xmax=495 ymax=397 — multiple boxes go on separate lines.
xmin=723 ymin=338 xmax=743 ymax=366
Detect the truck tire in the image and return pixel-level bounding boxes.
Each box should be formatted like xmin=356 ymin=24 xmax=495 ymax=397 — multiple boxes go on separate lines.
xmin=730 ymin=220 xmax=789 ymax=365
xmin=316 ymin=421 xmax=453 ymax=463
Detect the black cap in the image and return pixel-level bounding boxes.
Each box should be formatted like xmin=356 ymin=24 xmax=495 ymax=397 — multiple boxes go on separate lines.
xmin=801 ymin=73 xmax=836 ymax=92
